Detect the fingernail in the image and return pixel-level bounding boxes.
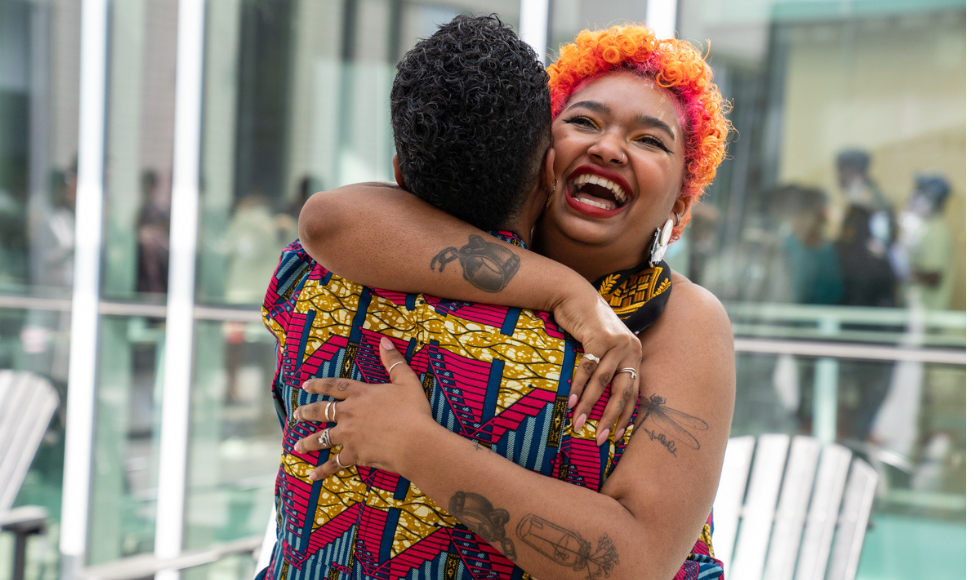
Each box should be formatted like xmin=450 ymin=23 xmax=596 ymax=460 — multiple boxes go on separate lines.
xmin=292 ymin=409 xmax=299 ymax=420
xmin=568 ymin=393 xmax=578 ymax=409
xmin=301 ymin=381 xmax=310 ymax=390
xmin=309 ymin=472 xmax=321 ymax=482
xmin=615 ymin=428 xmax=626 ymax=442
xmin=292 ymin=442 xmax=301 ymax=452
xmin=574 ymin=413 xmax=587 ymax=433
xmin=597 ymin=428 xmax=610 ymax=444
xmin=380 ymin=336 xmax=395 ymax=351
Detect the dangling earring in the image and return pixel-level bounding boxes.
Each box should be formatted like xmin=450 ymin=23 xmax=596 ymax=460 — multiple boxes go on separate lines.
xmin=648 ymin=217 xmax=674 ymax=266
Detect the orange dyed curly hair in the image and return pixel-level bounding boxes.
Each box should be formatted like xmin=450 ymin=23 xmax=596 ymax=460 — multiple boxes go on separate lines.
xmin=548 ymin=25 xmax=731 ymax=238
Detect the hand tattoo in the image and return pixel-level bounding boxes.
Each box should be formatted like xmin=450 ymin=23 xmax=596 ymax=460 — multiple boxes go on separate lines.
xmin=449 ymin=492 xmax=517 ymax=560
xmin=430 ymin=235 xmax=520 ymax=293
xmin=634 ymin=395 xmax=708 ymax=456
xmin=336 ymin=380 xmax=350 ymax=391
xmin=516 ymin=515 xmax=619 ymax=579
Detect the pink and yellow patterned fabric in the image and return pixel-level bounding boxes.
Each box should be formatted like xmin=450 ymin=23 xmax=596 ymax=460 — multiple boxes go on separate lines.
xmin=259 ymin=233 xmax=722 ymax=580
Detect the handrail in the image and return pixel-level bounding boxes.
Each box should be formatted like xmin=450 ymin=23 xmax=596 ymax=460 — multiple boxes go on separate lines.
xmin=0 ymin=293 xmax=968 ymax=364
xmin=75 ymin=535 xmax=262 ymax=580
xmin=725 ymin=302 xmax=966 ymax=329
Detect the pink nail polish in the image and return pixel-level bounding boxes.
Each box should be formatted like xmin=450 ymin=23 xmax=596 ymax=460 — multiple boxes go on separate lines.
xmin=568 ymin=393 xmax=578 ymax=409
xmin=615 ymin=428 xmax=626 ymax=442
xmin=309 ymin=472 xmax=320 ymax=482
xmin=380 ymin=336 xmax=395 ymax=351
xmin=574 ymin=413 xmax=587 ymax=433
xmin=597 ymin=429 xmax=610 ymax=443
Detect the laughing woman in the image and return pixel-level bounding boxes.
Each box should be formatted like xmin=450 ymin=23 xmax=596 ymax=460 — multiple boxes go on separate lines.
xmin=293 ymin=25 xmax=733 ymax=579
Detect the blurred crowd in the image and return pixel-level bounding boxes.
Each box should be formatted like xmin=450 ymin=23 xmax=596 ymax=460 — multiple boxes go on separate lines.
xmin=692 ymin=149 xmax=956 ymax=313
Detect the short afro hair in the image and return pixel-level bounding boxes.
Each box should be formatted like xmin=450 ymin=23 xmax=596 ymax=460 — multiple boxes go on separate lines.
xmin=547 ymin=26 xmax=732 ymax=240
xmin=390 ymin=15 xmax=551 ymax=231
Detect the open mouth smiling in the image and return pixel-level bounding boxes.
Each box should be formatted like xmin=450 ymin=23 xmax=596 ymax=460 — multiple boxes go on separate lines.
xmin=565 ymin=165 xmax=633 ymax=217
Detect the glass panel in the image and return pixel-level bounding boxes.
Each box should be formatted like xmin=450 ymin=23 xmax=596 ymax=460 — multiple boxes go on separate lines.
xmin=674 ymin=1 xmax=966 ymax=316
xmin=0 ymin=0 xmax=80 ymax=573
xmin=675 ymin=2 xmax=966 ymax=576
xmin=0 ymin=306 xmax=69 ymax=515
xmin=87 ymin=314 xmax=166 ymax=564
xmin=0 ymin=0 xmax=80 ymax=295
xmin=733 ymin=352 xmax=966 ymax=577
xmin=196 ymin=0 xmax=521 ymax=307
xmin=183 ymin=320 xmax=280 ymax=548
xmin=100 ymin=0 xmax=178 ymax=301
xmin=183 ymin=552 xmax=259 ymax=580
xmin=547 ymin=0 xmax=647 ymax=62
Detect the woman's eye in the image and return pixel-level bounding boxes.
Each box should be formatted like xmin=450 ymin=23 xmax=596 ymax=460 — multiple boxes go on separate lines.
xmin=564 ymin=116 xmax=598 ymax=130
xmin=638 ymin=135 xmax=673 ymax=154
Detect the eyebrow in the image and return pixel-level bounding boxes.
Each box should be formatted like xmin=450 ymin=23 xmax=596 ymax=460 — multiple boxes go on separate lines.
xmin=567 ymin=100 xmax=676 ymax=141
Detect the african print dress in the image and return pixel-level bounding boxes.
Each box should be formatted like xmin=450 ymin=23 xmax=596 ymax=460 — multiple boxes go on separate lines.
xmin=260 ymin=232 xmax=723 ymax=580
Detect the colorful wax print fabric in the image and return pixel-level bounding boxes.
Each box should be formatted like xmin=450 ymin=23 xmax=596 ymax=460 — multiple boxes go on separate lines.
xmin=260 ymin=233 xmax=722 ymax=580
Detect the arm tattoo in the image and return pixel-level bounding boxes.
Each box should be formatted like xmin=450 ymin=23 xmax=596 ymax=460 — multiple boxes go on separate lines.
xmin=430 ymin=235 xmax=520 ymax=293
xmin=517 ymin=515 xmax=619 ymax=579
xmin=449 ymin=492 xmax=517 ymax=560
xmin=634 ymin=395 xmax=708 ymax=456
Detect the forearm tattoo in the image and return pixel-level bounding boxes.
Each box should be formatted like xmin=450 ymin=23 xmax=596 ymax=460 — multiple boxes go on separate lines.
xmin=430 ymin=235 xmax=520 ymax=293
xmin=449 ymin=492 xmax=517 ymax=560
xmin=634 ymin=394 xmax=708 ymax=456
xmin=517 ymin=515 xmax=619 ymax=579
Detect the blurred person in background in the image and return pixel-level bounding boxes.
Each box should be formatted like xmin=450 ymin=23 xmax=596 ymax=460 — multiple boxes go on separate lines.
xmin=895 ymin=175 xmax=955 ymax=311
xmin=836 ymin=149 xmax=895 ymax=265
xmin=777 ymin=185 xmax=844 ymax=306
xmin=136 ymin=169 xmax=170 ymax=294
xmin=836 ymin=204 xmax=897 ymax=308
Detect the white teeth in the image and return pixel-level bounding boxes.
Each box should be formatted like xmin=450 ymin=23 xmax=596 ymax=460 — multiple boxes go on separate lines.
xmin=573 ymin=196 xmax=615 ymax=210
xmin=571 ymin=174 xmax=627 ymax=204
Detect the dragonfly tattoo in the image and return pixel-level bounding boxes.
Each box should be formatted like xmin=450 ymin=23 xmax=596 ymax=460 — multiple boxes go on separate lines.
xmin=634 ymin=395 xmax=708 ymax=457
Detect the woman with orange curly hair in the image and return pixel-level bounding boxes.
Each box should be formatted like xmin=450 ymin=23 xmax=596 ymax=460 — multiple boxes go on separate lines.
xmin=291 ymin=22 xmax=733 ymax=579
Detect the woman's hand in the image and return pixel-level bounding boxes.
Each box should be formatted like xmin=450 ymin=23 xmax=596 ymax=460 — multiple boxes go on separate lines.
xmin=552 ymin=289 xmax=643 ymax=443
xmin=291 ymin=338 xmax=435 ymax=481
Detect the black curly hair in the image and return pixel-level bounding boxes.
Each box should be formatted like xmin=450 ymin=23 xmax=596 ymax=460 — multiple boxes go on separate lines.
xmin=390 ymin=14 xmax=552 ymax=231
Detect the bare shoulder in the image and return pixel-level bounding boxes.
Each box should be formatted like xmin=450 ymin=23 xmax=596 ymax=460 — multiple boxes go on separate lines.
xmin=659 ymin=272 xmax=732 ymax=340
xmin=638 ymin=272 xmax=735 ymax=402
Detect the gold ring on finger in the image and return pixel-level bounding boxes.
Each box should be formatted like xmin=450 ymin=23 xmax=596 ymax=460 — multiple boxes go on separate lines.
xmin=616 ymin=367 xmax=637 ymax=380
xmin=317 ymin=427 xmax=332 ymax=448
xmin=582 ymin=353 xmax=601 ymax=365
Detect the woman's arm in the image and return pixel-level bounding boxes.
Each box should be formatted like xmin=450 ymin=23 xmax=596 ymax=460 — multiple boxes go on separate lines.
xmin=299 ymin=183 xmax=642 ymax=438
xmin=293 ymin=278 xmax=735 ymax=580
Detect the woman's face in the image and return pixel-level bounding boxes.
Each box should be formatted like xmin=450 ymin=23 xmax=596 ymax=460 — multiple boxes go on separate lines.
xmin=538 ymin=72 xmax=687 ymax=262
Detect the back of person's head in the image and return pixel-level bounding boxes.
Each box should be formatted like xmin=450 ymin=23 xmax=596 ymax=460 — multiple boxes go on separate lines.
xmin=914 ymin=174 xmax=951 ymax=212
xmin=545 ymin=25 xmax=731 ymax=240
xmin=836 ymin=149 xmax=871 ymax=176
xmin=390 ymin=15 xmax=551 ymax=231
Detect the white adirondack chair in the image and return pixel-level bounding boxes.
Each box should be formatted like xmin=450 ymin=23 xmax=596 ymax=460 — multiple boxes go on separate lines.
xmin=712 ymin=434 xmax=878 ymax=580
xmin=0 ymin=370 xmax=60 ymax=580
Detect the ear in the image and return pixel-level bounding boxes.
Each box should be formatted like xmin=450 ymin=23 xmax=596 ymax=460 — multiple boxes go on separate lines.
xmin=392 ymin=155 xmax=405 ymax=188
xmin=671 ymin=193 xmax=694 ymax=225
xmin=538 ymin=147 xmax=556 ymax=193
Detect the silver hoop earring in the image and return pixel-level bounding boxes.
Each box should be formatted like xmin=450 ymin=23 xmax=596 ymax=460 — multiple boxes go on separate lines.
xmin=648 ymin=217 xmax=674 ymax=266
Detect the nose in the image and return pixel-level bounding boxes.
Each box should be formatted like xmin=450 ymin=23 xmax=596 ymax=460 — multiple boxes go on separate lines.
xmin=588 ymin=135 xmax=627 ymax=166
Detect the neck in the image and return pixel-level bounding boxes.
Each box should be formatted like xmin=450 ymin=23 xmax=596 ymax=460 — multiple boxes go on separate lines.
xmin=531 ymin=231 xmax=647 ymax=283
xmin=500 ymin=189 xmax=547 ymax=244
xmin=497 ymin=219 xmax=532 ymax=244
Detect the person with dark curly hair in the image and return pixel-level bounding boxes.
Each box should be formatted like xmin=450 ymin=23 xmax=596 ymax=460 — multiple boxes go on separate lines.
xmin=269 ymin=19 xmax=735 ymax=580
